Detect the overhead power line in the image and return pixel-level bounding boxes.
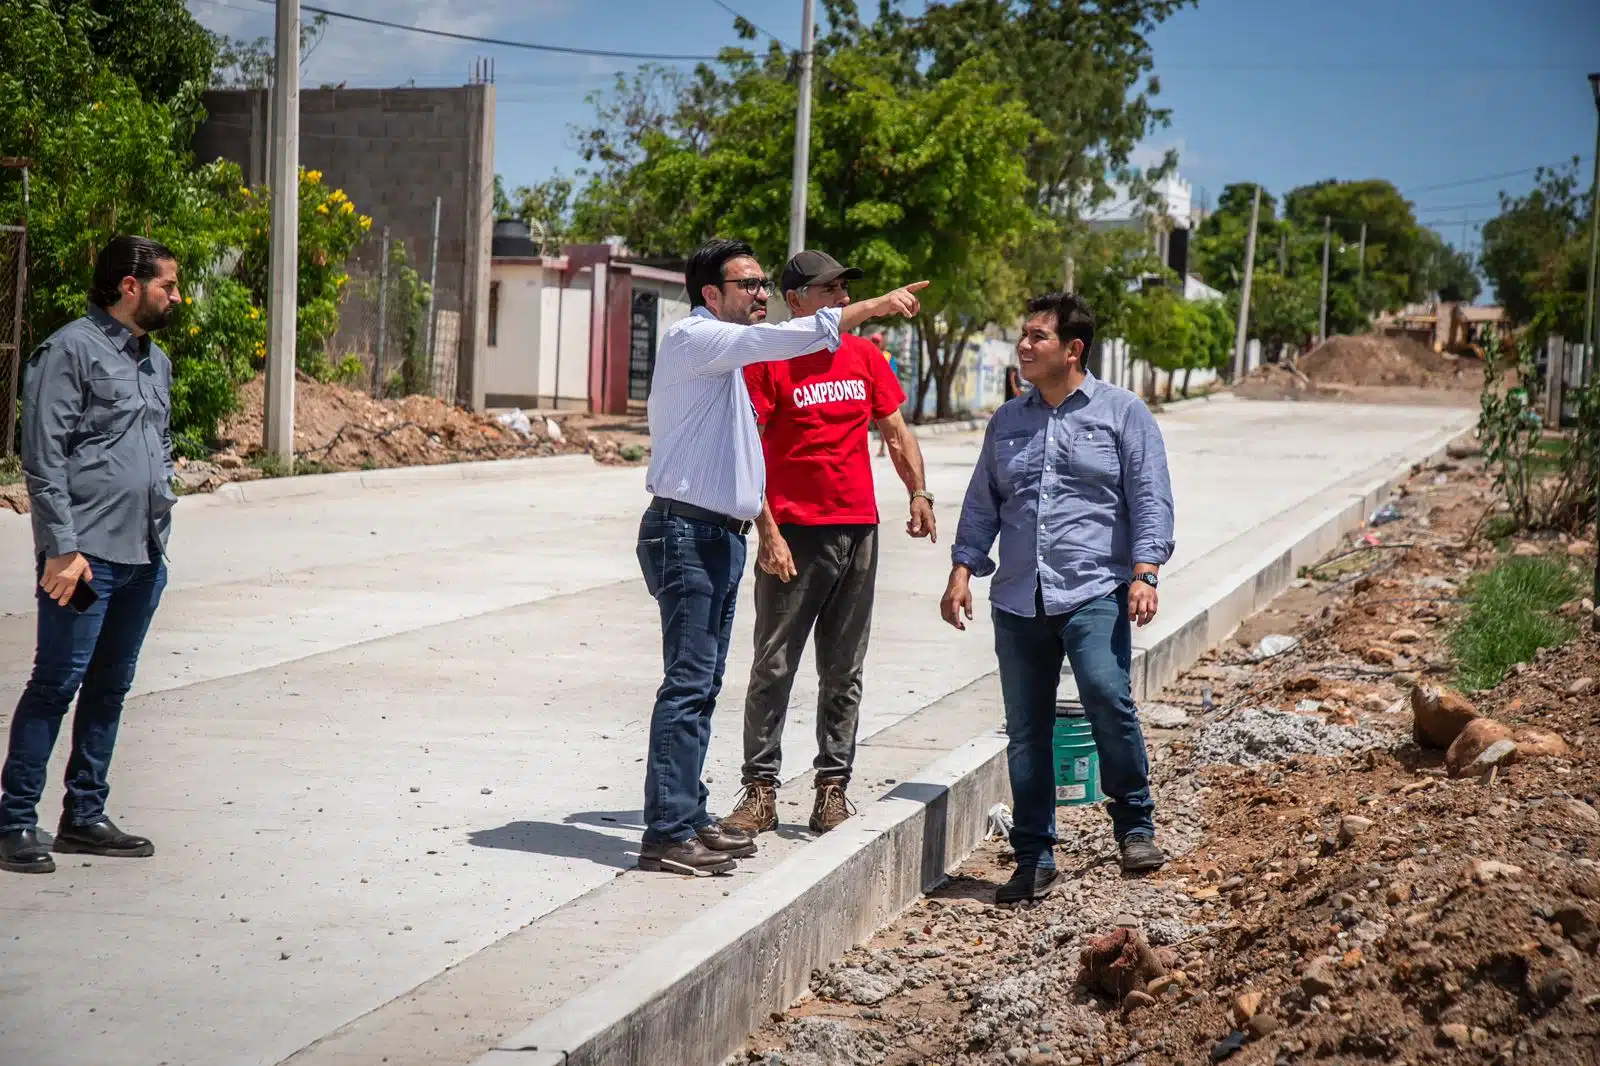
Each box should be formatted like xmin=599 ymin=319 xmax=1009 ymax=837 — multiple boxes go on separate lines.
xmin=1407 ymin=159 xmax=1589 ymax=195
xmin=243 ymin=0 xmax=726 ymax=61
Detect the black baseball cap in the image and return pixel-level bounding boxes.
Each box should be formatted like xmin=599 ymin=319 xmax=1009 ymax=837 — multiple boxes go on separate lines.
xmin=780 ymin=249 xmax=864 ymax=294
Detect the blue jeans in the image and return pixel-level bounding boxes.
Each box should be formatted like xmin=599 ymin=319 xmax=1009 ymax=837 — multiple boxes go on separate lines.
xmin=1 ymin=555 xmax=167 ymax=832
xmin=991 ymin=585 xmax=1155 ymax=869
xmin=637 ymin=511 xmax=746 ymax=845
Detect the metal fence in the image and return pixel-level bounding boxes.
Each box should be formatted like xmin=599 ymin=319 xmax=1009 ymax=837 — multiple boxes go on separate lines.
xmin=331 ymin=224 xmax=461 ymax=403
xmin=0 ymin=225 xmax=24 ymax=457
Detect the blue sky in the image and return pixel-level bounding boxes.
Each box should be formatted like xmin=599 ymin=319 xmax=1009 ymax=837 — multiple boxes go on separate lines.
xmin=187 ymin=0 xmax=1600 ymax=255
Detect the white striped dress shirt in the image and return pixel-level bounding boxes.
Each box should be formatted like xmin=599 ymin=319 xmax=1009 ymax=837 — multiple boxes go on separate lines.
xmin=645 ymin=305 xmax=843 ymax=520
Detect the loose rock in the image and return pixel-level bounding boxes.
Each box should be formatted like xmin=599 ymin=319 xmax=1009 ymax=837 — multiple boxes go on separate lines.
xmin=1471 ymin=859 xmax=1524 ymax=884
xmin=1513 ymin=728 xmax=1570 ymax=759
xmin=1300 ymin=956 xmax=1339 ymax=997
xmin=1565 ymin=677 xmax=1596 ymax=698
xmin=1445 ymin=718 xmax=1514 ymax=777
xmin=1411 ymin=685 xmax=1480 ymax=749
xmin=1337 ymin=814 xmax=1374 ymax=847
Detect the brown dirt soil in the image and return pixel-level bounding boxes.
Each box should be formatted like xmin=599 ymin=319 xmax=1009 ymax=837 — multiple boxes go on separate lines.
xmin=739 ymin=455 xmax=1600 ymax=1066
xmin=1233 ymin=335 xmax=1488 ymax=405
xmin=215 ymin=374 xmax=649 ymax=473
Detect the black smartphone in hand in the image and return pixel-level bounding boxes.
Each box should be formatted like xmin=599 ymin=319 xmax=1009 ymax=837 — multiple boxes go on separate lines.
xmin=69 ymin=579 xmax=99 ymax=614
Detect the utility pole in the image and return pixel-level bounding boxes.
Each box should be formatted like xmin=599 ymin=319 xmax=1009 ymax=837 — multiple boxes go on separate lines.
xmin=1318 ymin=215 xmax=1331 ymax=344
xmin=421 ymin=196 xmax=441 ymax=389
xmin=1231 ymin=185 xmax=1262 ymax=381
xmin=373 ymin=226 xmax=390 ymax=397
xmin=1583 ymin=72 xmax=1599 ymax=631
xmin=264 ymin=0 xmax=300 ymax=466
xmin=1357 ymin=222 xmax=1367 ymax=282
xmin=786 ymin=0 xmax=816 ymax=259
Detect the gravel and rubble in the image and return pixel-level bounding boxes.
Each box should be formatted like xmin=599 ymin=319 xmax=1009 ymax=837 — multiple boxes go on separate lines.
xmin=737 ymin=446 xmax=1599 ymax=1065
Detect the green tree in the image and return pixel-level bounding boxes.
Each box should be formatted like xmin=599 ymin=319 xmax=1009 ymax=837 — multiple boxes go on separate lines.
xmin=1480 ymin=160 xmax=1591 ymax=338
xmin=1416 ymin=229 xmax=1481 ymax=303
xmin=1122 ymin=285 xmax=1185 ymax=400
xmin=1245 ymin=272 xmax=1319 ymax=353
xmin=1191 ymin=183 xmax=1287 ymax=290
xmin=209 ymin=13 xmax=329 ymax=90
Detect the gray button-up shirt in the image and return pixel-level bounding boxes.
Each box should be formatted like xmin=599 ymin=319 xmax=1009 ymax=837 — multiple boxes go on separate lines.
xmin=23 ymin=306 xmax=176 ymax=565
xmin=952 ymin=372 xmax=1175 ymax=618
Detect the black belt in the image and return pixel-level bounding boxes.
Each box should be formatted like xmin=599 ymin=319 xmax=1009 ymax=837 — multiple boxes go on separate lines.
xmin=648 ymin=497 xmax=753 ymax=535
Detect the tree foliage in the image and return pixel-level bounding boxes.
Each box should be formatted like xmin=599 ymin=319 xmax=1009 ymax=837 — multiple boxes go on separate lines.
xmin=1481 ymin=160 xmax=1592 ymax=339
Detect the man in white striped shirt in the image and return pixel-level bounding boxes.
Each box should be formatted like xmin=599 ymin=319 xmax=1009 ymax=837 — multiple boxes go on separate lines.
xmin=636 ymin=238 xmax=926 ymax=876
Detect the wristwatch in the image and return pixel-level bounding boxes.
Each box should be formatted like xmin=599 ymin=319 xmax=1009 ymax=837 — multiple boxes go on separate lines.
xmin=1134 ymin=572 xmax=1159 ymax=589
xmin=911 ymin=490 xmax=935 ymax=505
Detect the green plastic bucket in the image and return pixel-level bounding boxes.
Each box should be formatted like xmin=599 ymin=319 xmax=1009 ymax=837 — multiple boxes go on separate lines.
xmin=1052 ymin=701 xmax=1103 ymax=806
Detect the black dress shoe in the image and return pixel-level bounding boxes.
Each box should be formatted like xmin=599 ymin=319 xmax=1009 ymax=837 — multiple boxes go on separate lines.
xmin=638 ymin=837 xmax=737 ymax=876
xmin=996 ymin=865 xmax=1061 ymax=904
xmin=54 ymin=817 xmax=154 ymax=858
xmin=1 ymin=829 xmax=57 ymax=873
xmin=697 ymin=822 xmax=757 ymax=858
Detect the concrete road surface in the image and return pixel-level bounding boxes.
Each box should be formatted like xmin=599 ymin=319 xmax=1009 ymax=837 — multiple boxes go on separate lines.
xmin=0 ymin=396 xmax=1472 ymax=1066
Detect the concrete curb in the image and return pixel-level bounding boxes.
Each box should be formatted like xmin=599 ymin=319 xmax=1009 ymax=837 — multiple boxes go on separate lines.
xmin=177 ymin=453 xmax=599 ymax=508
xmin=470 ymin=416 xmax=1474 ymax=1066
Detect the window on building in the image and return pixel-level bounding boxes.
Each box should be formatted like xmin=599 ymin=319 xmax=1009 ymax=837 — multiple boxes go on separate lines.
xmin=488 ymin=281 xmax=500 ymax=347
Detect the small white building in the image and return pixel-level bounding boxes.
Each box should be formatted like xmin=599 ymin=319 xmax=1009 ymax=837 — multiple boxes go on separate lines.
xmin=482 ymin=221 xmax=691 ymax=412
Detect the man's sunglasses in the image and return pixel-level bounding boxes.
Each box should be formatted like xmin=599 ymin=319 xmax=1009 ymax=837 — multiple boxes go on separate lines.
xmin=721 ymin=277 xmax=774 ymax=296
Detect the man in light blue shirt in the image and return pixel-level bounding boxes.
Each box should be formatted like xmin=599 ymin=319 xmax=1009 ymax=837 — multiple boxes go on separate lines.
xmin=943 ymin=291 xmax=1175 ymax=901
xmin=637 ymin=237 xmax=924 ymax=876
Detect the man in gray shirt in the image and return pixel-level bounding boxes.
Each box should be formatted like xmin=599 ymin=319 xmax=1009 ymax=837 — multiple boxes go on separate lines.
xmin=0 ymin=236 xmax=180 ymax=874
xmin=943 ymin=291 xmax=1175 ymax=902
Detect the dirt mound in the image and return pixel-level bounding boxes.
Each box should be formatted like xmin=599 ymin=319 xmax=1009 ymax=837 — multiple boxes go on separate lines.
xmin=1299 ymin=334 xmax=1482 ymax=390
xmin=215 ymin=375 xmax=647 ymax=471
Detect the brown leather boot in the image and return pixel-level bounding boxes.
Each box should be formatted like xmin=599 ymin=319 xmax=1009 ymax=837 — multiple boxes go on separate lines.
xmin=723 ymin=782 xmax=778 ymax=835
xmin=809 ymin=776 xmax=856 ymax=833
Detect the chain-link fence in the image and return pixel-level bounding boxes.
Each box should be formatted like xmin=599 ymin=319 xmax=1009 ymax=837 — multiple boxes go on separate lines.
xmin=0 ymin=225 xmax=24 ymax=457
xmin=333 ymin=224 xmax=461 ymax=402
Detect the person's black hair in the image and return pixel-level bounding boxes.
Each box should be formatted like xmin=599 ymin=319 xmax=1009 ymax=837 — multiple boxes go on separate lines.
xmin=1025 ymin=291 xmax=1095 ymax=353
xmin=90 ymin=236 xmax=177 ymax=309
xmin=686 ymin=238 xmax=756 ymax=309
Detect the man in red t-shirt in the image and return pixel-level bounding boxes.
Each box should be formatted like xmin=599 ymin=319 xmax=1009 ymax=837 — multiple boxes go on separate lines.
xmin=724 ymin=250 xmax=936 ymax=836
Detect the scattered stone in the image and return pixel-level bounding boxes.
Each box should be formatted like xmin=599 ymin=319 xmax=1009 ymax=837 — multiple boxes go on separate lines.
xmin=1389 ymin=628 xmax=1422 ymax=644
xmin=1514 ymin=729 xmax=1570 ymax=759
xmin=1230 ymin=991 xmax=1264 ymax=1026
xmin=1513 ymin=542 xmax=1543 ymax=558
xmin=1554 ymin=906 xmax=1597 ymax=951
xmin=1300 ymin=957 xmax=1339 ymax=997
xmin=781 ymin=1017 xmax=882 ymax=1066
xmin=1411 ymin=685 xmax=1480 ymax=749
xmin=1337 ymin=815 xmax=1374 ymax=847
xmin=1463 ymin=738 xmax=1519 ymax=777
xmin=1471 ymin=859 xmax=1524 ymax=884
xmin=1446 ymin=441 xmax=1481 ymax=459
xmin=1195 ymin=708 xmax=1396 ymax=766
xmin=1569 ymin=540 xmax=1593 ymax=557
xmin=1141 ymin=703 xmax=1190 ymax=729
xmin=1361 ymin=694 xmax=1390 ymax=713
xmin=815 ymin=967 xmax=903 ymax=1006
xmin=1438 ymin=1023 xmax=1471 ymax=1048
xmin=1446 ymin=718 xmax=1515 ymax=777
xmin=1121 ymin=990 xmax=1157 ymax=1016
xmin=1246 ymin=1014 xmax=1281 ymax=1040
xmin=1537 ymin=969 xmax=1576 ymax=1007
xmin=1386 ymin=883 xmax=1413 ymax=905
xmin=1284 ymin=675 xmax=1320 ymax=693
xmin=1363 ymin=646 xmax=1400 ymax=666
xmin=1567 ymin=799 xmax=1600 ymax=826
xmin=214 ymin=451 xmax=244 ymax=469
xmin=1565 ymin=677 xmax=1596 ymax=698
xmin=1148 ymin=972 xmax=1187 ymax=998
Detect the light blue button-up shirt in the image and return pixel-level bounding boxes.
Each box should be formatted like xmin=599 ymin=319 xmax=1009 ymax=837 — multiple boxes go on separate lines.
xmin=645 ymin=305 xmax=842 ymax=521
xmin=952 ymin=372 xmax=1175 ymax=618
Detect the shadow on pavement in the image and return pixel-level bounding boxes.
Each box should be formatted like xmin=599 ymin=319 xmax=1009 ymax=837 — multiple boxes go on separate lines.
xmin=467 ymin=820 xmax=637 ymax=869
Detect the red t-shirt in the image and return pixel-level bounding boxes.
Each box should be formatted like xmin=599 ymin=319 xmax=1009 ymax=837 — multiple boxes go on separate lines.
xmin=743 ymin=334 xmax=906 ymax=526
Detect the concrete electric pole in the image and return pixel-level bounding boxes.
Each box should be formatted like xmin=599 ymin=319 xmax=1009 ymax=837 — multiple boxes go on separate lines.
xmin=264 ymin=0 xmax=300 ymax=466
xmin=786 ymin=0 xmax=815 ymax=259
xmin=1231 ymin=185 xmax=1262 ymax=382
xmin=1318 ymin=215 xmax=1331 ymax=345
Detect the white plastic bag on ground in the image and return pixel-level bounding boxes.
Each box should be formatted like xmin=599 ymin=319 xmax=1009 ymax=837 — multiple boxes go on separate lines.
xmin=496 ymin=408 xmax=533 ymax=438
xmin=545 ymin=417 xmax=564 ymax=443
xmin=986 ymin=803 xmax=1013 ymax=841
xmin=1252 ymin=634 xmax=1299 ymax=661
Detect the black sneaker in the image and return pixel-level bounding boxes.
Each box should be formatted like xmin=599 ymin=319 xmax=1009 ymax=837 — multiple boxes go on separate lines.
xmin=1120 ymin=835 xmax=1166 ymax=873
xmin=995 ymin=865 xmax=1061 ymax=904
